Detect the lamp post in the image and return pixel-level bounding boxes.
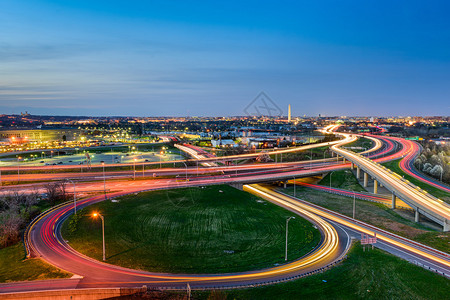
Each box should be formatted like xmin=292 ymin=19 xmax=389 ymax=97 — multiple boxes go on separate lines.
xmin=293 ymin=176 xmax=296 ymax=197
xmin=93 ymin=213 xmax=106 ymax=261
xmin=329 ymin=171 xmax=334 ymax=189
xmin=67 ymin=179 xmax=77 ymax=214
xmin=181 ymin=162 xmax=188 ymax=181
xmin=133 ymin=158 xmax=136 ymax=180
xmin=17 ymin=156 xmax=21 ymax=183
xmin=274 ymin=147 xmax=278 ymax=164
xmin=353 ymin=191 xmax=356 ymax=219
xmin=285 ymin=216 xmax=295 ymax=261
xmin=101 ymin=162 xmax=106 ymax=199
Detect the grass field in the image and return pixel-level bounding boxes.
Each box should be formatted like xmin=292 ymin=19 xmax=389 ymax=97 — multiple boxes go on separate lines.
xmin=344 ymin=137 xmax=374 ymax=152
xmin=0 ymin=243 xmax=72 ymax=283
xmin=319 ymin=170 xmax=367 ymax=192
xmin=382 ymin=159 xmax=450 ymax=202
xmin=270 ymin=146 xmax=332 ymax=163
xmin=62 ymin=185 xmax=321 ymax=274
xmin=192 ymin=242 xmax=450 ymax=300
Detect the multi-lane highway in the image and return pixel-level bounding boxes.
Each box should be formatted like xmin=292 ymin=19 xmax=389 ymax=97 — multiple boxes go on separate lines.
xmin=1 ymin=127 xmax=449 ymax=296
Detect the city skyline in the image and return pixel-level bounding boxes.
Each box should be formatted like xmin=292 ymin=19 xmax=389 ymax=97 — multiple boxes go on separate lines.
xmin=2 ymin=1 xmax=450 ymax=117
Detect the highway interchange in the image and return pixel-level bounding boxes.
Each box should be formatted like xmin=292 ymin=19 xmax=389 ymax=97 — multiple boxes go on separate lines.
xmin=0 ymin=126 xmax=449 ymax=295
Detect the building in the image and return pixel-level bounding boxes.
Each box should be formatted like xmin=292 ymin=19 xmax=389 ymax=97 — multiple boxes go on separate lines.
xmin=0 ymin=128 xmax=81 ymax=143
xmin=211 ymin=139 xmax=235 ymax=147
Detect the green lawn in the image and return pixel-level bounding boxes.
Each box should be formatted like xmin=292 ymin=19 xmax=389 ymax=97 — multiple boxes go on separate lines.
xmin=271 ymin=146 xmax=332 ymax=162
xmin=382 ymin=159 xmax=450 ymax=202
xmin=319 ymin=170 xmax=367 ymax=192
xmin=344 ymin=137 xmax=374 ymax=152
xmin=62 ymin=185 xmax=321 ymax=274
xmin=0 ymin=243 xmax=72 ymax=283
xmin=193 ymin=242 xmax=450 ymax=300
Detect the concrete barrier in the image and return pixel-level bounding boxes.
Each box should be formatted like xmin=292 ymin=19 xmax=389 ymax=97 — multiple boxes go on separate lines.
xmin=0 ymin=286 xmax=147 ymax=300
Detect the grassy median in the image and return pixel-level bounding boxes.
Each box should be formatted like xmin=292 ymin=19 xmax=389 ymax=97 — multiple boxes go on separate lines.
xmin=0 ymin=243 xmax=72 ymax=282
xmin=62 ymin=185 xmax=321 ymax=274
xmin=320 ymin=169 xmax=366 ymax=192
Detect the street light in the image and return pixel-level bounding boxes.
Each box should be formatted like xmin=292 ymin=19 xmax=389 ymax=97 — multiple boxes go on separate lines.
xmin=181 ymin=161 xmax=188 ymax=181
xmin=67 ymin=179 xmax=77 ymax=214
xmin=17 ymin=156 xmax=21 ymax=183
xmin=92 ymin=213 xmax=106 ymax=261
xmin=101 ymin=162 xmax=106 ymax=199
xmin=329 ymin=171 xmax=334 ymax=189
xmin=293 ymin=176 xmax=296 ymax=197
xmin=285 ymin=216 xmax=295 ymax=261
xmin=133 ymin=158 xmax=137 ymax=180
xmin=353 ymin=191 xmax=356 ymax=219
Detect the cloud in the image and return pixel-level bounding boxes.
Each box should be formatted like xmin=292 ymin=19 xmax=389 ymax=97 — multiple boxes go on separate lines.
xmin=0 ymin=42 xmax=99 ymax=63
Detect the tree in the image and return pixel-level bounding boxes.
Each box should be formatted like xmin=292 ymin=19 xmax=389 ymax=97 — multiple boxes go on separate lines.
xmin=0 ymin=211 xmax=23 ymax=247
xmin=422 ymin=163 xmax=433 ymax=173
xmin=414 ymin=158 xmax=423 ymax=170
xmin=45 ymin=181 xmax=68 ymax=205
xmin=429 ymin=165 xmax=443 ymax=178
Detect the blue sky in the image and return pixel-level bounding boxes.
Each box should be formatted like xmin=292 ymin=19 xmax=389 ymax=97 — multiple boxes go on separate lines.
xmin=1 ymin=0 xmax=449 ymax=116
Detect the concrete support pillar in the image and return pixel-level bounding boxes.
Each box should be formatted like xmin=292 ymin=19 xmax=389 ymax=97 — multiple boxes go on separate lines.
xmin=229 ymin=183 xmax=243 ymax=191
xmin=373 ymin=180 xmax=378 ymax=194
xmin=363 ymin=172 xmax=368 ymax=187
xmin=283 ymin=181 xmax=287 ymax=189
xmin=391 ymin=194 xmax=396 ymax=209
xmin=356 ymin=166 xmax=360 ymax=179
xmin=343 ymin=158 xmax=346 ymax=163
xmin=415 ymin=209 xmax=420 ymax=223
xmin=351 ymin=162 xmax=354 ymax=170
xmin=444 ymin=220 xmax=449 ymax=232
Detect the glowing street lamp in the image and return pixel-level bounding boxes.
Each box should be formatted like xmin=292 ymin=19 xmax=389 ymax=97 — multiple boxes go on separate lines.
xmin=92 ymin=213 xmax=106 ymax=261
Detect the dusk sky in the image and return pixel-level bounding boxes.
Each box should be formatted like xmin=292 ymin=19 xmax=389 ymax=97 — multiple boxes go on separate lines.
xmin=1 ymin=0 xmax=450 ymax=117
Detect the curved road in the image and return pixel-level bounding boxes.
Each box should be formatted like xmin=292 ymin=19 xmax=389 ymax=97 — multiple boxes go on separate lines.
xmin=0 ymin=186 xmax=350 ymax=294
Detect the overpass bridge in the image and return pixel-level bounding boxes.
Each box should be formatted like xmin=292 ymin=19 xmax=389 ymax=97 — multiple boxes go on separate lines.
xmin=331 ymin=141 xmax=450 ymax=231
